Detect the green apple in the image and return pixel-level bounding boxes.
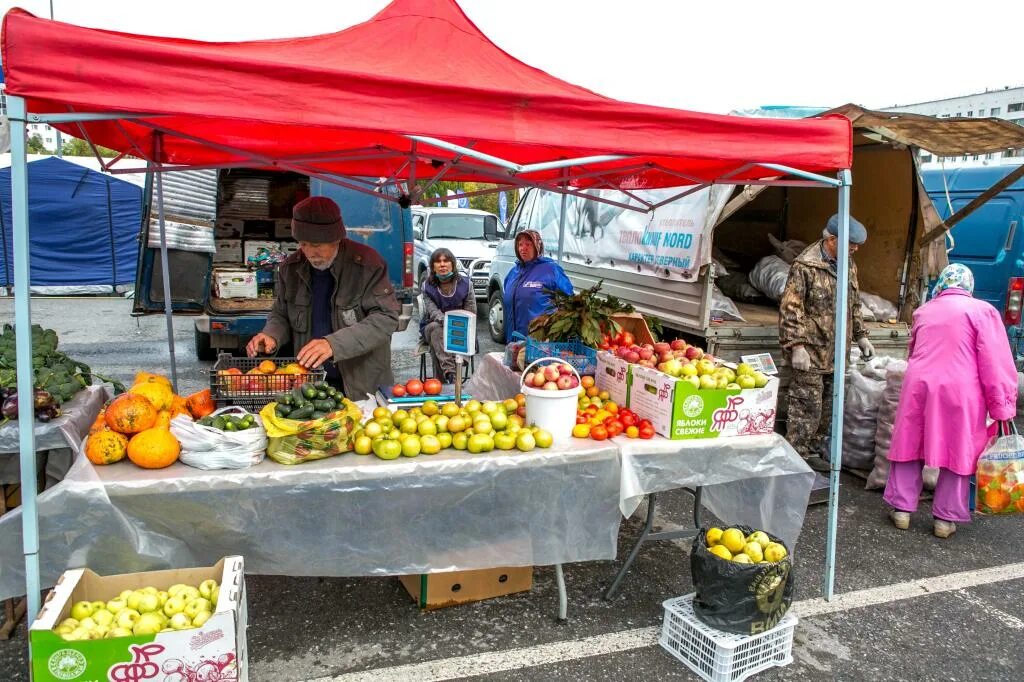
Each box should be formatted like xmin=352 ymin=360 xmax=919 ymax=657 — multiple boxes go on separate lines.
xmin=177 ymin=586 xmax=200 ymax=602
xmin=698 ymin=375 xmax=717 ymax=390
xmin=90 ymin=600 xmax=107 ymax=613
xmin=737 ymin=375 xmax=756 ymax=389
xmin=59 ymin=618 xmax=79 ymax=630
xmin=126 ymin=590 xmax=145 ymax=611
xmin=118 ymin=590 xmax=134 ymax=601
xmin=133 ymin=612 xmax=164 ymax=636
xmin=534 ymin=429 xmax=554 ymax=448
xmin=736 ymin=362 xmax=755 ymax=376
xmin=109 ymin=626 xmax=135 ymax=638
xmin=169 ymin=612 xmax=192 ymax=630
xmin=198 ymin=580 xmax=218 ymax=601
xmin=753 ymin=371 xmax=769 ymax=388
xmin=191 ymin=610 xmax=212 ymax=628
xmin=78 ymin=616 xmax=97 ymax=631
xmin=67 ymin=627 xmax=90 ymax=641
xmin=210 ymin=590 xmax=218 ymax=608
xmin=437 ymin=432 xmax=452 ymax=449
xmin=136 ymin=593 xmax=160 ymax=614
xmin=69 ymin=601 xmax=95 ymax=621
xmin=167 ymin=583 xmax=189 ymax=597
xmin=140 ymin=586 xmax=159 ymax=596
xmin=106 ymin=598 xmax=128 ymax=614
xmin=55 ymin=624 xmax=75 ymax=636
xmin=94 ymin=624 xmax=111 ymax=639
xmin=92 ymin=609 xmax=115 ymax=626
xmin=157 ymin=591 xmax=170 ymax=607
xmin=493 ymin=431 xmax=517 ymax=451
xmin=420 ymin=434 xmax=441 ymax=455
xmin=451 ymin=432 xmax=469 ymax=450
xmin=115 ymin=609 xmax=141 ymax=629
xmin=515 ymin=431 xmax=536 ymax=452
xmin=401 ymin=436 xmax=421 ymax=457
xmin=183 ymin=598 xmax=211 ymax=619
xmin=162 ymin=596 xmax=186 ymax=617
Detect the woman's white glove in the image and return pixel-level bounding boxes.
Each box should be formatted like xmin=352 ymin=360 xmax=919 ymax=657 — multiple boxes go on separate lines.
xmin=791 ymin=345 xmax=811 ymax=372
xmin=857 ymin=337 xmax=875 ymax=359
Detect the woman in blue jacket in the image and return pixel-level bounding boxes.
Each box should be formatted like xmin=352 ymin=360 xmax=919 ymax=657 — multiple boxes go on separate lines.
xmin=503 ymin=230 xmax=573 ymax=340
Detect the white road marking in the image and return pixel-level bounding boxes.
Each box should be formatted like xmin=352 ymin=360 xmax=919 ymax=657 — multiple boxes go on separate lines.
xmin=304 ymin=561 xmax=1024 ymax=682
xmin=951 ymin=589 xmax=1024 ymax=630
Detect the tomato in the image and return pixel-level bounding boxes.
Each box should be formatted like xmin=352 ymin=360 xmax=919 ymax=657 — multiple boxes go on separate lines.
xmin=620 ymin=332 xmax=635 ymax=347
xmin=599 ymin=342 xmax=611 ymax=351
xmin=606 ymin=421 xmax=624 ymax=438
xmin=392 ymin=383 xmax=407 ymax=397
xmin=638 ymin=419 xmax=653 ymax=429
xmin=638 ymin=424 xmax=655 ymax=439
xmin=423 ymin=378 xmax=443 ymax=395
xmin=620 ymin=413 xmax=637 ymax=428
xmin=405 ymin=379 xmax=424 ymax=396
xmin=576 ymin=414 xmax=588 ymax=424
xmin=625 ymin=425 xmax=639 ymax=438
xmin=590 ymin=425 xmax=609 ymax=441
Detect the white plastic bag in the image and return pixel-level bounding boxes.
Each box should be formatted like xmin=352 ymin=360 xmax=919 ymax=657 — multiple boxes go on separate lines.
xmin=840 ymin=366 xmax=886 ymax=470
xmin=710 ymin=285 xmax=745 ymax=322
xmin=171 ymin=406 xmax=267 ymax=470
xmin=748 ymin=255 xmax=791 ymax=301
xmin=860 ymin=291 xmax=898 ymax=322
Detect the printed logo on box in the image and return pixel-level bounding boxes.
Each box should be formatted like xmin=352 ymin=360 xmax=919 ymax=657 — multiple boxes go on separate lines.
xmin=109 ymin=643 xmax=164 ymax=682
xmin=681 ymin=394 xmax=704 ymax=418
xmin=48 ymin=649 xmax=87 ymax=680
xmin=711 ymin=396 xmax=744 ymax=432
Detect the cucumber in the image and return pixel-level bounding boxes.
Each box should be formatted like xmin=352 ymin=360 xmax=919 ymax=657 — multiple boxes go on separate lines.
xmin=275 ymin=392 xmax=293 ymax=406
xmin=315 ymin=390 xmax=327 ymax=401
xmin=310 ymin=410 xmax=328 ymax=420
xmin=313 ymin=399 xmax=335 ymax=412
xmin=289 ymin=405 xmax=314 ymax=421
xmin=313 ymin=380 xmax=328 ymax=390
xmin=300 ymin=383 xmax=318 ymax=400
xmin=291 ymin=386 xmax=306 ymax=404
xmin=275 ymin=404 xmax=292 ymax=418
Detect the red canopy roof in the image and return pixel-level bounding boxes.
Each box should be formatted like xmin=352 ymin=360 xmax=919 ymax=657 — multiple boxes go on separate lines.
xmin=2 ymin=0 xmax=850 ymax=191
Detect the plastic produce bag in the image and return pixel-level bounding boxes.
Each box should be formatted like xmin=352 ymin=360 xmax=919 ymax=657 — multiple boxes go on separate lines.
xmin=691 ymin=526 xmax=794 ymax=636
xmin=767 ymin=234 xmax=807 ymax=264
xmin=259 ymin=399 xmax=362 ymax=464
xmin=171 ymin=406 xmax=267 ymax=470
xmin=975 ymin=422 xmax=1024 ymax=514
xmin=861 ymin=291 xmax=898 ymax=322
xmin=717 ymin=271 xmax=763 ymax=303
xmin=839 ymin=365 xmax=886 ymax=470
xmin=710 ymin=285 xmax=745 ymax=322
xmin=748 ymin=255 xmax=791 ymax=301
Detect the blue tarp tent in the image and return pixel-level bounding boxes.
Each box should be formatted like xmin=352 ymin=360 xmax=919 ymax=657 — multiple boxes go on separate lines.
xmin=0 ymin=156 xmax=142 ymax=293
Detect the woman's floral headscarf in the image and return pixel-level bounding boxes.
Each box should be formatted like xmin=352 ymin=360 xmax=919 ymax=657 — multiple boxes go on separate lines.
xmin=932 ymin=263 xmax=975 ymax=297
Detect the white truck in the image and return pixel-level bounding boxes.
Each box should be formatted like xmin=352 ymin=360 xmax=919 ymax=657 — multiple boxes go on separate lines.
xmin=412 ymin=206 xmax=504 ymax=301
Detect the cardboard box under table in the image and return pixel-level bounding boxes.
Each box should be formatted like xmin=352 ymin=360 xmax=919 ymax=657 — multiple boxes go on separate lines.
xmin=629 ymin=365 xmax=779 ymax=440
xmin=400 ymin=566 xmax=533 ymax=610
xmin=30 ymin=556 xmax=248 ymax=682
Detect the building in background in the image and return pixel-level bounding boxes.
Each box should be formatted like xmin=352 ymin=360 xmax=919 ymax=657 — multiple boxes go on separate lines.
xmin=883 ymin=85 xmax=1024 ymax=168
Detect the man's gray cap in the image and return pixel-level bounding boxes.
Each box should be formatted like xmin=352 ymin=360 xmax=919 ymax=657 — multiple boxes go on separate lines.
xmin=826 ymin=214 xmax=867 ymax=244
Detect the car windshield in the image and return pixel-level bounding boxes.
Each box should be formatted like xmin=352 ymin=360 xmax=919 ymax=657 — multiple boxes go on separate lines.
xmin=427 ymin=214 xmax=497 ymax=240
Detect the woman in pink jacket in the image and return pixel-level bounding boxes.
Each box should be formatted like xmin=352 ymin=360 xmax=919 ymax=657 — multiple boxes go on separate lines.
xmin=885 ymin=263 xmax=1018 ymax=538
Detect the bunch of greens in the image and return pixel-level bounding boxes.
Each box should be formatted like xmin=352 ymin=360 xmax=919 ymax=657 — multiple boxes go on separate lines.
xmin=528 ymin=281 xmax=634 ymax=347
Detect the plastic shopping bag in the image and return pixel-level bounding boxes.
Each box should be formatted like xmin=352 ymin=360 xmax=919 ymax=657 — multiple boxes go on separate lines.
xmin=975 ymin=422 xmax=1024 ymax=515
xmin=171 ymin=406 xmax=267 ymax=470
xmin=259 ymin=399 xmax=362 ymax=464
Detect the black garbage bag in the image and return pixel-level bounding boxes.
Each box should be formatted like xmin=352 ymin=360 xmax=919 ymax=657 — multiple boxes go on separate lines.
xmin=690 ymin=525 xmax=794 ymax=635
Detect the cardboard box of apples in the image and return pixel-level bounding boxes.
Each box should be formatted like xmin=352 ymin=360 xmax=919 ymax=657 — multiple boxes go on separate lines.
xmin=30 ymin=557 xmax=247 ymax=682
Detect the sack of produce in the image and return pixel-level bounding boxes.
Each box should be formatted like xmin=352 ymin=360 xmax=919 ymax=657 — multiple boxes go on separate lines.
xmin=748 ymin=255 xmax=791 ymax=301
xmin=837 ymin=359 xmax=889 ymax=470
xmin=767 ymin=234 xmax=807 ymax=264
xmin=259 ymin=382 xmax=362 ymax=464
xmin=975 ymin=422 xmax=1024 ymax=514
xmin=710 ymin=285 xmax=745 ymax=322
xmin=171 ymin=406 xmax=267 ymax=470
xmin=865 ymin=360 xmax=906 ymax=489
xmin=860 ymin=291 xmax=898 ymax=322
xmin=691 ymin=525 xmax=794 ymax=636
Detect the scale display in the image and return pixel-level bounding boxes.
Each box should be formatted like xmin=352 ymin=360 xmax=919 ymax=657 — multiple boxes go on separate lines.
xmin=443 ymin=310 xmax=476 ymax=356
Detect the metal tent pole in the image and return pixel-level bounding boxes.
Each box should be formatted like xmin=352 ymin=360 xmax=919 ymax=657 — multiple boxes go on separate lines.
xmin=153 ymin=133 xmax=179 ymax=392
xmin=556 ymin=169 xmax=569 ymax=263
xmin=9 ymin=95 xmax=42 ymax=625
xmin=824 ymin=168 xmax=853 ymax=600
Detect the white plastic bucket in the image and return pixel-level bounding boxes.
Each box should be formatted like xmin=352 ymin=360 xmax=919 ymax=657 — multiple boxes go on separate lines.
xmin=521 ymin=357 xmax=581 ymax=444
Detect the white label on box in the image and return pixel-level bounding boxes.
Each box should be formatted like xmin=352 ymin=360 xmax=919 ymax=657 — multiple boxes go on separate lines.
xmin=741 ymin=353 xmax=778 ymax=375
xmin=595 ymin=352 xmax=630 ymax=406
xmin=628 ymin=364 xmax=676 ymax=438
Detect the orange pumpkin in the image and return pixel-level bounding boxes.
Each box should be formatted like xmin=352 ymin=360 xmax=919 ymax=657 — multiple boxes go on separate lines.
xmin=127 ymin=427 xmax=181 ymax=469
xmin=85 ymin=431 xmax=129 ymax=465
xmin=185 ymin=389 xmax=216 ymax=419
xmin=129 ymin=380 xmax=174 ymax=412
xmin=105 ymin=393 xmax=159 ymax=434
xmin=89 ymin=408 xmax=109 ymax=435
xmin=134 ymin=371 xmax=172 ymax=387
xmin=169 ymin=395 xmax=192 ymax=418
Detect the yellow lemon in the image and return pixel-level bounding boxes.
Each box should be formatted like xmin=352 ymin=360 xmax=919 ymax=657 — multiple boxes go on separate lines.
xmin=720 ymin=528 xmax=746 ymax=554
xmin=732 ymin=553 xmax=752 ymax=564
xmin=705 ymin=527 xmax=724 ymax=546
xmin=742 ymin=542 xmax=764 ymax=563
xmin=708 ymin=545 xmax=733 ymax=561
xmin=763 ymin=542 xmax=788 ymax=563
xmin=746 ymin=531 xmax=771 ymax=549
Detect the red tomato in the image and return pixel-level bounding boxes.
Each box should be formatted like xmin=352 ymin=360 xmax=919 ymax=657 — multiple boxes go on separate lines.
xmin=392 ymin=383 xmax=407 ymax=397
xmin=620 ymin=331 xmax=635 ymax=347
xmin=405 ymin=379 xmax=424 ymax=396
xmin=639 ymin=424 xmax=655 ymax=439
xmin=423 ymin=378 xmax=443 ymax=395
xmin=638 ymin=419 xmax=653 ymax=429
xmin=590 ymin=425 xmax=609 ymax=441
xmin=576 ymin=414 xmax=588 ymax=424
xmin=620 ymin=413 xmax=638 ymax=428
xmin=606 ymin=421 xmax=624 ymax=438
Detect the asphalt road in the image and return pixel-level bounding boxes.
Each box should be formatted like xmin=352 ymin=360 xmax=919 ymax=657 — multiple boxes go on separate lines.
xmin=1 ymin=297 xmax=1022 ymax=681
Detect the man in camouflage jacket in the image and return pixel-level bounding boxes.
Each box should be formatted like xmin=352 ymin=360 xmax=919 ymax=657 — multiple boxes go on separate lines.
xmin=779 ymin=214 xmax=874 ymax=471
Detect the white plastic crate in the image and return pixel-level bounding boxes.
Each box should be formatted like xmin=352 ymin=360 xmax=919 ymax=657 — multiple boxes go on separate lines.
xmin=660 ymin=593 xmax=796 ymax=682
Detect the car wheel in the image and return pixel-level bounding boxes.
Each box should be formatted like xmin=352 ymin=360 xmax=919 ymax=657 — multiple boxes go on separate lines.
xmin=194 ymin=328 xmax=216 ymax=362
xmin=488 ymin=291 xmax=505 ymax=343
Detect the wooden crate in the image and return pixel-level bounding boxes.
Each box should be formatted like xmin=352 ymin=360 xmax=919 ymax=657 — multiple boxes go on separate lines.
xmin=399 ymin=566 xmax=532 ymax=610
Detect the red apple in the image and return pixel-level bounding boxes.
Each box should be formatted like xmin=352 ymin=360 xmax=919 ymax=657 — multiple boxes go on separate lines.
xmin=625 ymin=351 xmax=640 ymax=363
xmin=685 ymin=346 xmax=703 ymax=360
xmin=654 ymin=342 xmax=671 ymax=355
xmin=543 ymin=365 xmax=561 ymax=382
xmin=639 ymin=347 xmax=654 ymax=361
xmin=524 ymin=372 xmax=535 ymax=387
xmin=659 ymin=350 xmax=674 ymax=362
xmin=670 ymin=339 xmax=687 ymax=351
xmin=543 ymin=381 xmax=559 ymax=391
xmin=532 ymin=372 xmax=547 ymax=388
xmin=556 ymin=375 xmax=574 ymax=390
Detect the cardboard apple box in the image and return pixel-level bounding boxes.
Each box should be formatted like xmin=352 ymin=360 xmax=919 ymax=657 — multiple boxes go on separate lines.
xmin=595 ymin=351 xmax=631 ymax=406
xmin=30 ymin=557 xmax=248 ymax=682
xmin=629 ymin=364 xmax=779 ymax=440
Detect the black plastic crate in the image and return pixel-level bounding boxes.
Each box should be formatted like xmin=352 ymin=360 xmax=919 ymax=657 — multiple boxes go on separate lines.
xmin=210 ymin=354 xmax=326 ymax=410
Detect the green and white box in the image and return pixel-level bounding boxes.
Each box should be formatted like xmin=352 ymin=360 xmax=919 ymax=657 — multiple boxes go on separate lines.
xmin=629 ymin=365 xmax=779 ymax=440
xmin=31 ymin=557 xmax=248 ymax=682
xmin=595 ymin=351 xmax=631 ymax=406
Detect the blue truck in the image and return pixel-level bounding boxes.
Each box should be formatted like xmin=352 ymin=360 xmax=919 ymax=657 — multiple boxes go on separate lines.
xmin=922 ymin=165 xmax=1024 ymax=362
xmin=133 ymin=168 xmax=414 ymax=359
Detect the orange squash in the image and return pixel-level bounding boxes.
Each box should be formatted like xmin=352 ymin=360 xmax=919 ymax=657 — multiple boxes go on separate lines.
xmin=185 ymin=389 xmax=216 ymax=419
xmin=154 ymin=410 xmax=173 ymax=430
xmin=105 ymin=393 xmax=159 ymax=434
xmin=89 ymin=408 xmax=109 ymax=435
xmin=134 ymin=371 xmax=172 ymax=388
xmin=127 ymin=427 xmax=181 ymax=469
xmin=129 ymin=380 xmax=174 ymax=411
xmin=169 ymin=395 xmax=192 ymax=418
xmin=85 ymin=431 xmax=129 ymax=465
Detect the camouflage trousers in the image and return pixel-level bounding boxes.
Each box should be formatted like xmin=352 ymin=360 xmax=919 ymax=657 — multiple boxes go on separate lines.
xmin=786 ymin=370 xmax=834 ymax=460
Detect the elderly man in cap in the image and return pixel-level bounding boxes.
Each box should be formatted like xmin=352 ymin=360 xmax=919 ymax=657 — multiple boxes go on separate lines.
xmin=246 ymin=196 xmax=400 ymax=398
xmin=780 ymin=214 xmax=874 ymax=471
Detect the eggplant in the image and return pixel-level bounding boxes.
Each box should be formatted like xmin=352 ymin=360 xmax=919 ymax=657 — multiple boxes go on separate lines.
xmin=34 ymin=389 xmax=54 ymax=409
xmin=2 ymin=395 xmax=18 ymax=419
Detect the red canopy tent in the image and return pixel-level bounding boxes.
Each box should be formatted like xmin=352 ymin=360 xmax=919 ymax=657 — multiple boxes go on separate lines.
xmin=1 ymin=0 xmax=857 ymax=626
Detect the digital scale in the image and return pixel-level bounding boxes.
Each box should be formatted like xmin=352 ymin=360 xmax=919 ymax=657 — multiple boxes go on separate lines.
xmin=443 ymin=310 xmax=476 ymax=406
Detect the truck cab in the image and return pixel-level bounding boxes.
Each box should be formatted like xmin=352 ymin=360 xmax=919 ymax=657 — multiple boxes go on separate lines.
xmin=133 ymin=168 xmax=414 ymax=360
xmin=411 ymin=206 xmax=503 ymax=301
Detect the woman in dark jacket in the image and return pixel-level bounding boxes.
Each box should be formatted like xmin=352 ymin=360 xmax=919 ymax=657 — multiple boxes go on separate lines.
xmin=421 ymin=248 xmax=477 ymax=383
